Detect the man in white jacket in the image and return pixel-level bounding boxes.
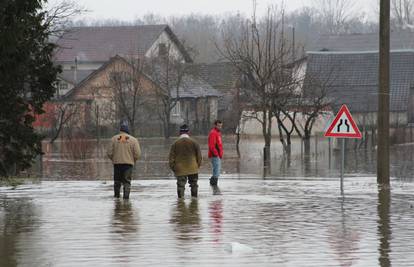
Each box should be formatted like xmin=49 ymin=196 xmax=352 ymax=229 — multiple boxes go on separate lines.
xmin=107 ymin=121 xmax=141 ymax=199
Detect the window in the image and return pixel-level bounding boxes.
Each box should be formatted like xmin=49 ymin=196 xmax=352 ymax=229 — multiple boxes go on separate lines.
xmin=171 ymin=101 xmax=181 ymax=116
xmin=56 ymin=81 xmax=69 ymax=97
xmin=59 ymin=82 xmax=68 ymax=90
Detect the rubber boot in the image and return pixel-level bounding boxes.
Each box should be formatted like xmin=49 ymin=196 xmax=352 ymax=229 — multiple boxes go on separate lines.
xmin=114 ymin=182 xmax=121 ymax=198
xmin=190 ymin=185 xmax=198 ymax=198
xmin=212 ymin=185 xmax=221 ymax=195
xmin=123 ymin=185 xmax=130 ymax=200
xmin=177 ymin=187 xmax=185 ymax=198
xmin=209 ymin=176 xmax=218 ymax=186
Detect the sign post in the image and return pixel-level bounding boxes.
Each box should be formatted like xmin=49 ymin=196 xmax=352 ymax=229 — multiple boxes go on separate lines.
xmin=324 ymin=105 xmax=362 ymax=194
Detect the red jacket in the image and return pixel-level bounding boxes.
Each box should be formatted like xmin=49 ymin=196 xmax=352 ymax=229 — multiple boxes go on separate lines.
xmin=208 ymin=127 xmax=223 ymax=158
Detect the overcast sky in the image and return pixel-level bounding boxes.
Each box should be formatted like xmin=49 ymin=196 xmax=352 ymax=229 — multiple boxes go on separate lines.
xmin=47 ymin=0 xmax=376 ymax=22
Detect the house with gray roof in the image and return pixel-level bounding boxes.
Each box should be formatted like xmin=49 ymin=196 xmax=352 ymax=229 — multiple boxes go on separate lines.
xmin=42 ymin=55 xmax=221 ymax=136
xmin=309 ymin=31 xmax=414 ymax=52
xmin=169 ymin=74 xmax=221 ymax=133
xmin=54 ymin=25 xmax=193 ymax=97
xmin=187 ymin=61 xmax=243 ymax=132
xmin=55 ymin=24 xmax=192 ymax=67
xmin=303 ymin=50 xmax=414 ymax=127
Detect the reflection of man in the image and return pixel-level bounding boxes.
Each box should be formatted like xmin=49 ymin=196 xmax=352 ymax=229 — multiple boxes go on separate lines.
xmin=169 ymin=124 xmax=202 ymax=198
xmin=170 ymin=199 xmax=201 ymax=241
xmin=112 ymin=200 xmax=138 ymax=235
xmin=209 ymin=200 xmax=223 ymax=243
xmin=107 ymin=121 xmax=141 ymax=199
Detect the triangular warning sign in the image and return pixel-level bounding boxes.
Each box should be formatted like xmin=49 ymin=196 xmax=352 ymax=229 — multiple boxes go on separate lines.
xmin=324 ymin=104 xmax=362 ymax=139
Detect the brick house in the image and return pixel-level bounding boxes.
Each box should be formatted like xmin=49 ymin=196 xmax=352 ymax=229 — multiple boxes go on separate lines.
xmin=38 ymin=55 xmax=220 ymax=137
xmin=36 ymin=25 xmax=221 ymax=137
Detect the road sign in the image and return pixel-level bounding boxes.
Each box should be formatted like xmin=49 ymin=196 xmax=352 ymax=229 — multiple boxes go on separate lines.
xmin=324 ymin=104 xmax=362 ymax=139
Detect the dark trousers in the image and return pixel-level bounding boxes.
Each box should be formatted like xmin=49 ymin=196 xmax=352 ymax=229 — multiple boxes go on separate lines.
xmin=114 ymin=164 xmax=133 ymax=199
xmin=176 ymin=174 xmax=198 ymax=198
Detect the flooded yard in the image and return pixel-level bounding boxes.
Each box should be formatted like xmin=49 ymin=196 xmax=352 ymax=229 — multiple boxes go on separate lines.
xmin=1 ymin=178 xmax=414 ymax=266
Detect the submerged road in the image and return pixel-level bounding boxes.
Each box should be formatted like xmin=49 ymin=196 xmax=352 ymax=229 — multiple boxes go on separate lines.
xmin=1 ymin=177 xmax=414 ymax=266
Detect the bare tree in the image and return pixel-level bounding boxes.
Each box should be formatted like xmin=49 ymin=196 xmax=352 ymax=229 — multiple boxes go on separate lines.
xmin=391 ymin=0 xmax=414 ymax=28
xmin=49 ymin=101 xmax=79 ymax=144
xmin=312 ymin=0 xmax=360 ymax=34
xmin=108 ymin=57 xmax=149 ymax=136
xmin=219 ymin=4 xmax=292 ymax=168
xmin=145 ymin=44 xmax=187 ymax=138
xmin=43 ymin=0 xmax=86 ymax=38
xmin=268 ymin=26 xmax=304 ymax=157
xmin=283 ymin=68 xmax=334 ymax=155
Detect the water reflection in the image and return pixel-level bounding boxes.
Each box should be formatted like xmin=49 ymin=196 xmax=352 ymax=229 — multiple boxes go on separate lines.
xmin=170 ymin=199 xmax=201 ymax=242
xmin=0 ymin=197 xmax=39 ymax=267
xmin=327 ymin=197 xmax=361 ymax=267
xmin=111 ymin=200 xmax=138 ymax=236
xmin=2 ymin=179 xmax=414 ymax=265
xmin=209 ymin=199 xmax=223 ymax=244
xmin=377 ymin=186 xmax=392 ymax=267
xmin=110 ymin=199 xmax=139 ymax=266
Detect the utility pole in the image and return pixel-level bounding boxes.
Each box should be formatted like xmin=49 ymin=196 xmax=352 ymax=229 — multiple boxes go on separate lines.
xmin=378 ymin=0 xmax=390 ymax=184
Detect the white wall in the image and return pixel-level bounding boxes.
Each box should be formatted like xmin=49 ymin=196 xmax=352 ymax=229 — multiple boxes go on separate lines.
xmin=145 ymin=31 xmax=185 ymax=62
xmin=240 ymin=111 xmax=333 ymax=136
xmin=240 ymin=110 xmax=409 ymax=136
xmin=59 ymin=62 xmax=104 ymax=71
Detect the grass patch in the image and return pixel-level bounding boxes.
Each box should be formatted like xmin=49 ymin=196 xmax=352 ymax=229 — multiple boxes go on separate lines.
xmin=0 ymin=177 xmax=27 ymax=188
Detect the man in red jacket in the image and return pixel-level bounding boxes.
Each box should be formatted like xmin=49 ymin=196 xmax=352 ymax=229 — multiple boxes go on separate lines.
xmin=208 ymin=120 xmax=223 ymax=187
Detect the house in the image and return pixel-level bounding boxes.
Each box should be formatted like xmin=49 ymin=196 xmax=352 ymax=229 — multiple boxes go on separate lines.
xmin=39 ymin=55 xmax=220 ymax=137
xmin=305 ymin=31 xmax=414 ymax=133
xmin=55 ymin=25 xmax=192 ymax=67
xmin=309 ymin=30 xmax=414 ymax=52
xmin=35 ymin=25 xmax=223 ymax=137
xmin=303 ymin=50 xmax=414 ymax=129
xmin=188 ymin=59 xmax=314 ymax=136
xmin=54 ymin=24 xmax=193 ymax=93
xmin=187 ymin=61 xmax=242 ymax=133
xmin=169 ymin=74 xmax=221 ymax=134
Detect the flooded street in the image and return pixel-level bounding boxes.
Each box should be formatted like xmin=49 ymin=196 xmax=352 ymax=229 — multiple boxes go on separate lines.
xmin=1 ymin=137 xmax=414 ymax=266
xmin=1 ymin=178 xmax=414 ymax=266
xmin=38 ymin=136 xmax=414 ymax=180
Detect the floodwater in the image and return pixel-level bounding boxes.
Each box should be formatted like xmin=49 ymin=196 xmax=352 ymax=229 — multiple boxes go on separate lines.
xmin=1 ymin=136 xmax=414 ymax=266
xmin=1 ymin=178 xmax=414 ymax=266
xmin=37 ymin=136 xmax=414 ymax=180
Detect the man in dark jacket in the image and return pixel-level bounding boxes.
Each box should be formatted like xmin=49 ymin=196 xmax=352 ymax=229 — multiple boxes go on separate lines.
xmin=208 ymin=120 xmax=223 ymax=187
xmin=169 ymin=124 xmax=202 ymax=198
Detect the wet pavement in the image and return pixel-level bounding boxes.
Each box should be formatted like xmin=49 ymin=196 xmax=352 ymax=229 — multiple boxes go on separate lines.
xmin=1 ymin=177 xmax=414 ymax=266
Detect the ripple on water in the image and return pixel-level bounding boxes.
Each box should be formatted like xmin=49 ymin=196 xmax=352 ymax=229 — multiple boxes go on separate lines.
xmin=1 ymin=178 xmax=414 ymax=266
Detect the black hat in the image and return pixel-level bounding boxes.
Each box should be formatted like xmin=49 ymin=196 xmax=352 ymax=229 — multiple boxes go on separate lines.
xmin=120 ymin=120 xmax=129 ymax=134
xmin=179 ymin=124 xmax=189 ymax=134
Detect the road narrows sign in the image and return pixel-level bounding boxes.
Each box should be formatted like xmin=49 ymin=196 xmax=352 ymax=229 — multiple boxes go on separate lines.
xmin=324 ymin=104 xmax=362 ymax=139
